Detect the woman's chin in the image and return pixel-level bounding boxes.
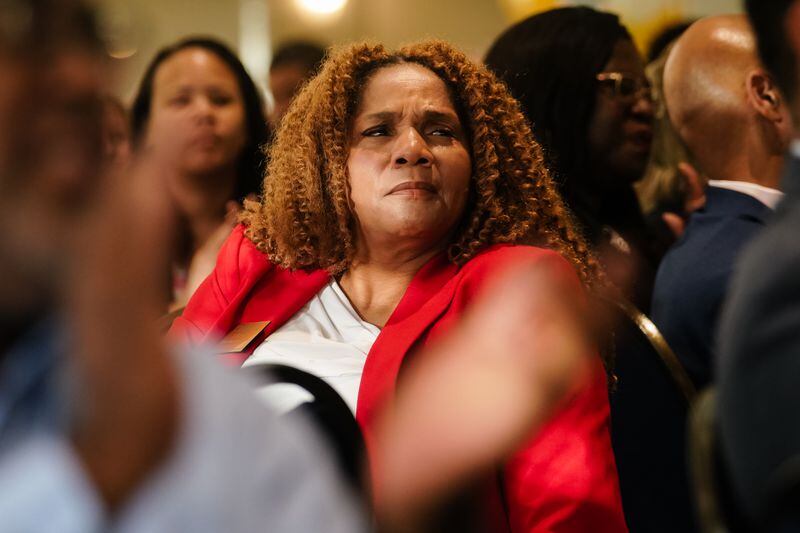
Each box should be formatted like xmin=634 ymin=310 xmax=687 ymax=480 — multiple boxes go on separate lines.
xmin=379 ymin=218 xmax=452 ymax=246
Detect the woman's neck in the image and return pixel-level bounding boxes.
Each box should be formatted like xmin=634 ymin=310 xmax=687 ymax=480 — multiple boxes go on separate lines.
xmin=172 ymin=170 xmax=236 ymax=252
xmin=338 ymin=243 xmax=445 ymax=328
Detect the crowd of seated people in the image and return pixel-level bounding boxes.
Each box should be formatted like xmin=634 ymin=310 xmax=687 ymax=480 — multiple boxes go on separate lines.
xmin=2 ymin=0 xmax=800 ymax=532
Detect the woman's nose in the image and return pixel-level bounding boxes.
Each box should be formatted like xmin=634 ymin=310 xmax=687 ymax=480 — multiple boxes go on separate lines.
xmin=393 ymin=127 xmax=432 ymax=168
xmin=191 ymin=96 xmax=215 ymax=123
xmin=632 ymin=91 xmax=654 ymax=120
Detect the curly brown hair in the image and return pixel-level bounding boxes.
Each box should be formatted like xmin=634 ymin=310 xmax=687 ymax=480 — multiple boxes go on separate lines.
xmin=243 ymin=40 xmax=602 ymax=289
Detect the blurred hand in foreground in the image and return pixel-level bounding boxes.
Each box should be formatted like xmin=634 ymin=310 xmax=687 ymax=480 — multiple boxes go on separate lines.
xmin=373 ymin=262 xmax=593 ymax=530
xmin=66 ymin=146 xmax=181 ymax=509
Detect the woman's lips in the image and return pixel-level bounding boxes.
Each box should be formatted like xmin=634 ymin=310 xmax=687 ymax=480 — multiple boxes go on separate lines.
xmin=388 ymin=181 xmax=437 ymax=195
xmin=628 ymin=127 xmax=653 ymax=152
xmin=191 ymin=132 xmax=221 ymax=148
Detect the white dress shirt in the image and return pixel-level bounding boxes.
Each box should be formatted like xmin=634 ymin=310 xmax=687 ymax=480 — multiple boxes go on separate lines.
xmin=243 ymin=280 xmax=379 ymax=414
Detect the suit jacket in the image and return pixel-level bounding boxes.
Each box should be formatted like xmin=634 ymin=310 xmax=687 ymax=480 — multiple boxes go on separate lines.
xmin=171 ymin=225 xmax=628 ymax=533
xmin=717 ymin=157 xmax=800 ymax=529
xmin=652 ymin=186 xmax=772 ymax=389
xmin=609 ymin=187 xmax=770 ymax=533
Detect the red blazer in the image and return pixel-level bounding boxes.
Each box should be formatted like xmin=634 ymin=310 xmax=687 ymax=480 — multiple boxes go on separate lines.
xmin=171 ymin=225 xmax=628 ymax=532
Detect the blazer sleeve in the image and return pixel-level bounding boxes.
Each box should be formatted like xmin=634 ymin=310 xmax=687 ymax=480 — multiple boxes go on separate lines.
xmin=460 ymin=246 xmax=627 ymax=533
xmin=503 ymin=361 xmax=627 ymax=532
xmin=168 ymin=225 xmax=258 ymax=346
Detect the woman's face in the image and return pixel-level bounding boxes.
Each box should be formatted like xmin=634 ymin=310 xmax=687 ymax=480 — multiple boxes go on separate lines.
xmin=347 ymin=63 xmax=472 ymax=254
xmin=147 ymin=47 xmax=247 ymax=178
xmin=587 ymin=38 xmax=654 ymax=189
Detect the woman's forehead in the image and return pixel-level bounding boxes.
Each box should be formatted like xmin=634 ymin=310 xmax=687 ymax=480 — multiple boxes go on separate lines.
xmin=155 ymin=47 xmax=238 ymax=90
xmin=355 ymin=63 xmax=455 ymax=115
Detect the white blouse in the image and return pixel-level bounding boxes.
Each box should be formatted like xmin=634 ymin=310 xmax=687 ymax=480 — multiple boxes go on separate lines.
xmin=242 ymin=280 xmax=380 ymax=415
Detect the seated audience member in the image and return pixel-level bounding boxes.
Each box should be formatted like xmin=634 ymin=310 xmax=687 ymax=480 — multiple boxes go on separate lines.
xmin=646 ymin=20 xmax=694 ymax=64
xmin=485 ymin=6 xmax=662 ymax=311
xmin=268 ymin=41 xmax=325 ymax=128
xmin=172 ymin=41 xmax=628 ymax=532
xmin=653 ymin=15 xmax=790 ymax=390
xmin=0 ymin=1 xmax=597 ymax=531
xmin=131 ymin=38 xmax=269 ymax=309
xmin=486 ymin=10 xmax=690 ymax=531
xmin=636 ymin=36 xmax=706 ymax=240
xmin=718 ymin=1 xmax=800 ymax=530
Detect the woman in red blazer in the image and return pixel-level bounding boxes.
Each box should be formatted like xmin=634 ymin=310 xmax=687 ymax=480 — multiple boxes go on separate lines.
xmin=172 ymin=40 xmax=627 ymax=532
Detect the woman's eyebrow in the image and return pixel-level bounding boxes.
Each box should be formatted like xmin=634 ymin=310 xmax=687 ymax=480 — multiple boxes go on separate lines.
xmin=359 ymin=109 xmax=460 ymax=124
xmin=360 ymin=111 xmax=396 ymax=122
xmin=421 ymin=109 xmax=460 ymax=124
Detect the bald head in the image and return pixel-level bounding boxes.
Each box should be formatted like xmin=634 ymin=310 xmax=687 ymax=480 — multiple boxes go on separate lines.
xmin=664 ymin=15 xmax=790 ymax=180
xmin=665 ymin=15 xmax=758 ymax=134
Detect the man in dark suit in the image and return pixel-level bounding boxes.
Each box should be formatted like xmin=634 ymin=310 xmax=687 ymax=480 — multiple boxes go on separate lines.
xmin=652 ymin=15 xmax=791 ymax=390
xmin=717 ymin=1 xmax=800 ymax=530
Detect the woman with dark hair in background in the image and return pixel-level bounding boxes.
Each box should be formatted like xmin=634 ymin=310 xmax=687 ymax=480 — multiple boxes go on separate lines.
xmin=485 ymin=6 xmax=663 ymax=311
xmin=487 ymin=9 xmax=703 ymax=532
xmin=131 ymin=37 xmax=269 ymax=308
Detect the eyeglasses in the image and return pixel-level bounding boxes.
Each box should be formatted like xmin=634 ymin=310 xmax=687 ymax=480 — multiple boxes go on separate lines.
xmin=596 ymin=72 xmax=652 ymax=101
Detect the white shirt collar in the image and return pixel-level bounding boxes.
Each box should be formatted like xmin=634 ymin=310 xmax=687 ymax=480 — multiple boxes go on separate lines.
xmin=790 ymin=138 xmax=800 ymax=159
xmin=707 ymin=180 xmax=784 ymax=210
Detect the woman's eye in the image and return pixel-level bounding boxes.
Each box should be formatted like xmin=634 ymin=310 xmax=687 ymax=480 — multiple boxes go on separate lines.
xmin=362 ymin=125 xmax=389 ymax=137
xmin=210 ymin=94 xmax=233 ymax=106
xmin=429 ymin=127 xmax=455 ymax=137
xmin=169 ymin=95 xmax=190 ymax=106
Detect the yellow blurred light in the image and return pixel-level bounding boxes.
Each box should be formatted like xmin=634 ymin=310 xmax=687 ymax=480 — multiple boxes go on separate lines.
xmin=497 ymin=0 xmax=560 ymax=22
xmin=296 ymin=0 xmax=347 ymax=15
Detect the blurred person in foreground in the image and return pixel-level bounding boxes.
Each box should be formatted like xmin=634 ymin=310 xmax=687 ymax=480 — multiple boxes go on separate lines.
xmin=268 ymin=41 xmax=325 ymax=128
xmin=131 ymin=38 xmax=269 ymax=309
xmin=172 ymin=40 xmax=627 ymax=532
xmin=717 ymin=1 xmax=800 ymax=530
xmin=485 ymin=6 xmax=662 ymax=312
xmin=0 ymin=2 xmax=361 ymax=530
xmin=654 ymin=15 xmax=790 ymax=392
xmin=0 ymin=2 xmax=597 ymax=531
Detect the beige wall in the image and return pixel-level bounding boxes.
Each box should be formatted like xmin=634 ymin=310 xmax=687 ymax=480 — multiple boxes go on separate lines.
xmin=99 ymin=0 xmax=743 ymax=102
xmin=97 ymin=0 xmax=242 ymax=100
xmin=268 ymin=0 xmax=507 ymax=60
xmin=100 ymin=0 xmax=510 ymax=100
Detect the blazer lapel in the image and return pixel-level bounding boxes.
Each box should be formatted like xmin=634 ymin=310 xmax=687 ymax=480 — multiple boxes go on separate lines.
xmin=204 ymin=263 xmax=331 ymax=365
xmin=356 ymin=253 xmax=460 ymax=436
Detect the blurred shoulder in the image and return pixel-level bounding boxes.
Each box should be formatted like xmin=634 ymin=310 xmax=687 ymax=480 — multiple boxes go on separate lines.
xmin=456 ymin=244 xmax=581 ymax=297
xmin=462 ymin=244 xmax=576 ymax=278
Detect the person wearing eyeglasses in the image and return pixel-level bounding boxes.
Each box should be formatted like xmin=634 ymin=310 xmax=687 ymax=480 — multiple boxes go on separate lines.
xmin=485 ymin=6 xmax=661 ymax=312
xmin=486 ymin=8 xmax=697 ymax=532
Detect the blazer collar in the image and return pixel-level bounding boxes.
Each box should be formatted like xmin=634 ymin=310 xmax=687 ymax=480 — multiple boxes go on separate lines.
xmin=703 ymin=185 xmax=773 ymax=223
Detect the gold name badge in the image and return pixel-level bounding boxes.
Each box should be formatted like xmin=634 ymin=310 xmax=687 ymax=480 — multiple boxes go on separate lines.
xmin=217 ymin=321 xmax=271 ymax=353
